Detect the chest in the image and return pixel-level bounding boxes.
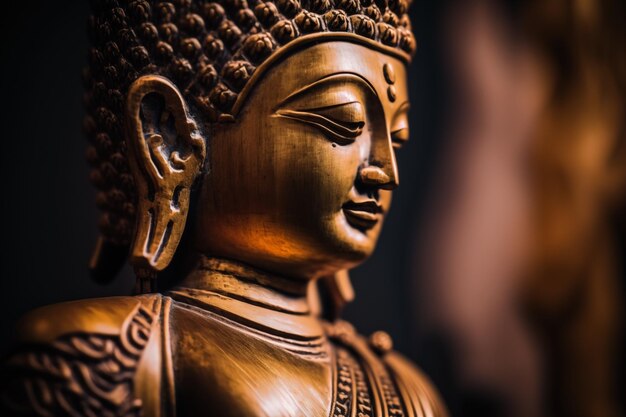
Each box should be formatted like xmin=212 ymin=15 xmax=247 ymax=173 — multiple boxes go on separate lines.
xmin=168 ymin=303 xmax=419 ymax=417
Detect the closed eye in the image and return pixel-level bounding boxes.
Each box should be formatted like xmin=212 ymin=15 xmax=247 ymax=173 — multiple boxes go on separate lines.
xmin=391 ymin=127 xmax=409 ymax=149
xmin=275 ymin=101 xmax=365 ymax=146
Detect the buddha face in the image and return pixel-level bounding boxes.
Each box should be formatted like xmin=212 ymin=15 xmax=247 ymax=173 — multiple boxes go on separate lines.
xmin=193 ymin=41 xmax=409 ymax=279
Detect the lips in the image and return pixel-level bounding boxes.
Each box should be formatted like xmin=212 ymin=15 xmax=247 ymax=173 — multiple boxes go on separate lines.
xmin=342 ymin=200 xmax=383 ymax=230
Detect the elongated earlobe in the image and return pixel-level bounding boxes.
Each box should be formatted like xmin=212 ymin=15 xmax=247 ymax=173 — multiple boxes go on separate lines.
xmin=126 ymin=75 xmax=206 ymax=283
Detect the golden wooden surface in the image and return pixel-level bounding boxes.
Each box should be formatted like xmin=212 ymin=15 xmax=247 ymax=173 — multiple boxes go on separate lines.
xmin=1 ymin=1 xmax=447 ymax=416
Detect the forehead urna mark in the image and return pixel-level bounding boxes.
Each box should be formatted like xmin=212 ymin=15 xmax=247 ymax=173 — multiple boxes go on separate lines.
xmin=383 ymin=62 xmax=397 ymax=103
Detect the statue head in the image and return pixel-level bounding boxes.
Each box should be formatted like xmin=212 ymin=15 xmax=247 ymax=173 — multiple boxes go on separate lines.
xmin=85 ymin=0 xmax=415 ymax=283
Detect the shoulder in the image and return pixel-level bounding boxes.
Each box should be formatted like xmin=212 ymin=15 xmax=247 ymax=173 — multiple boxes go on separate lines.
xmin=15 ymin=295 xmax=162 ymax=345
xmin=1 ymin=294 xmax=166 ymax=417
xmin=384 ymin=349 xmax=449 ymax=417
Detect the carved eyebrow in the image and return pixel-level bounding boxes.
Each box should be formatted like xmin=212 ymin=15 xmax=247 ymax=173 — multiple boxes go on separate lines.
xmin=277 ymin=73 xmax=378 ymax=108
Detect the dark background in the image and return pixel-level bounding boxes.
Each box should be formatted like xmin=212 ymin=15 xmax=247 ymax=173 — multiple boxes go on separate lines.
xmin=0 ymin=0 xmax=448 ymax=364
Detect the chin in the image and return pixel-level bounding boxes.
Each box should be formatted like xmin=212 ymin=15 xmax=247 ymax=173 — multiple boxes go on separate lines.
xmin=323 ymin=213 xmax=383 ymax=264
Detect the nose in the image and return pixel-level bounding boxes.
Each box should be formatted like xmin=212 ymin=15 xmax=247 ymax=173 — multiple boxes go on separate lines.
xmin=359 ymin=135 xmax=399 ymax=190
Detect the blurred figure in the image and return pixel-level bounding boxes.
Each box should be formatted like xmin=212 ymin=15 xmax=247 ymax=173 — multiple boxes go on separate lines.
xmin=523 ymin=1 xmax=626 ymax=416
xmin=411 ymin=1 xmax=625 ymax=417
xmin=413 ymin=2 xmax=543 ymax=416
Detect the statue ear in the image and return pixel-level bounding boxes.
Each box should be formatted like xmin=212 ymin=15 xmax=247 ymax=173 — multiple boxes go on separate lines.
xmin=125 ymin=75 xmax=206 ymax=275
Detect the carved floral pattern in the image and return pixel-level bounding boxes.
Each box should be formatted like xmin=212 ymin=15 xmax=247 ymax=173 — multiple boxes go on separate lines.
xmin=0 ymin=306 xmax=155 ymax=417
xmin=327 ymin=321 xmax=407 ymax=417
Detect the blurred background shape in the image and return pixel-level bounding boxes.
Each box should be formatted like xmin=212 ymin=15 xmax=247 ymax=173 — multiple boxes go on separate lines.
xmin=410 ymin=1 xmax=626 ymax=417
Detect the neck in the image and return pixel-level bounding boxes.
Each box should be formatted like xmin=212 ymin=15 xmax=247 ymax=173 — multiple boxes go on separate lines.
xmin=170 ymin=256 xmax=324 ymax=343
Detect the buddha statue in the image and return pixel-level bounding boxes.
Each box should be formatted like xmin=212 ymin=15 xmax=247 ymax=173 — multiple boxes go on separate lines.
xmin=1 ymin=0 xmax=447 ymax=416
